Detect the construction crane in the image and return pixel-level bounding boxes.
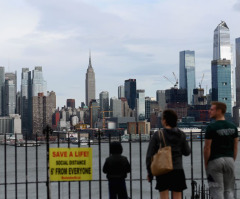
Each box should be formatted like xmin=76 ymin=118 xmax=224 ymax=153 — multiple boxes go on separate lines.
xmin=172 ymin=72 xmax=179 ymax=88
xmin=163 ymin=73 xmax=178 ymax=89
xmin=199 ymin=73 xmax=204 ymax=89
xmin=100 ymin=111 xmax=113 ymax=129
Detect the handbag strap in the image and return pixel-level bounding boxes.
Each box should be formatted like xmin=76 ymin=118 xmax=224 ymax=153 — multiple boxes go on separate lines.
xmin=158 ymin=129 xmax=167 ymax=148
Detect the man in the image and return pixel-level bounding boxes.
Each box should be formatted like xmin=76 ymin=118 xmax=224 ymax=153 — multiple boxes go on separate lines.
xmin=204 ymin=101 xmax=238 ymax=199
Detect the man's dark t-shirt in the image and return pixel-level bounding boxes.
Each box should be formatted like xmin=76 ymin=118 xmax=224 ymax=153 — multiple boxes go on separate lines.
xmin=205 ymin=120 xmax=238 ymax=161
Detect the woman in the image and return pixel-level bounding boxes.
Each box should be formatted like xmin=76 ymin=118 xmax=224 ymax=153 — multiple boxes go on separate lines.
xmin=146 ymin=109 xmax=191 ymax=199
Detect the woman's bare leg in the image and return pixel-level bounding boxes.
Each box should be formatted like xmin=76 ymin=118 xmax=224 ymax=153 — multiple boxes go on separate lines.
xmin=160 ymin=190 xmax=169 ymax=199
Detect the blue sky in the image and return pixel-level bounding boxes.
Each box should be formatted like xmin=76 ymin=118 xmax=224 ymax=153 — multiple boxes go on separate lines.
xmin=0 ymin=0 xmax=240 ymax=107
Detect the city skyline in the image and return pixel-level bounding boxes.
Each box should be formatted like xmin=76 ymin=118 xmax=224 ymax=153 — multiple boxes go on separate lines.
xmin=0 ymin=0 xmax=240 ymax=107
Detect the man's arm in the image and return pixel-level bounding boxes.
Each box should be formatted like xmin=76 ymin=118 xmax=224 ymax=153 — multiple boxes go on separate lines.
xmin=234 ymin=137 xmax=238 ymax=161
xmin=204 ymin=139 xmax=212 ymax=169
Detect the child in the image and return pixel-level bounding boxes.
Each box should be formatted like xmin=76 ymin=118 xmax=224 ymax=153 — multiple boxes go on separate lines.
xmin=103 ymin=142 xmax=131 ymax=199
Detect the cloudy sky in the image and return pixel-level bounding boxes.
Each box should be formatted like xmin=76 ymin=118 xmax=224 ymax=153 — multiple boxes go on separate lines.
xmin=1 ymin=0 xmax=240 ymax=107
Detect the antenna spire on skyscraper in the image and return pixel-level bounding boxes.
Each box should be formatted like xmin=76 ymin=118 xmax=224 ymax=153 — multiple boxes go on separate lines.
xmin=88 ymin=50 xmax=92 ymax=68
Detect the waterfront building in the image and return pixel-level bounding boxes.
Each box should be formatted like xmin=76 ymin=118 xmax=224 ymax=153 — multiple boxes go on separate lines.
xmin=32 ymin=92 xmax=56 ymax=136
xmin=110 ymin=97 xmax=122 ymax=118
xmin=99 ymin=91 xmax=109 ymax=118
xmin=124 ymin=79 xmax=136 ymax=110
xmin=118 ymin=85 xmax=125 ymax=99
xmin=85 ymin=53 xmax=96 ymax=106
xmin=0 ymin=67 xmax=5 ymax=116
xmin=0 ymin=114 xmax=21 ymax=135
xmin=67 ymin=99 xmax=75 ymax=109
xmin=179 ymin=50 xmax=196 ymax=105
xmin=32 ymin=66 xmax=47 ymax=97
xmin=136 ymin=89 xmax=145 ymax=121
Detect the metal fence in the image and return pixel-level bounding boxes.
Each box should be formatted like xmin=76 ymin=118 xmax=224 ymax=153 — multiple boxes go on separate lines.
xmin=0 ymin=127 xmax=237 ymax=199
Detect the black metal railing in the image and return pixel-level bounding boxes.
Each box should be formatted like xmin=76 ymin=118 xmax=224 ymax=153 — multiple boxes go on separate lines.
xmin=0 ymin=128 xmax=238 ymax=199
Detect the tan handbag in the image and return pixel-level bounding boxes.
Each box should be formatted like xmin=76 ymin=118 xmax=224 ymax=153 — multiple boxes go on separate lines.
xmin=151 ymin=130 xmax=173 ymax=176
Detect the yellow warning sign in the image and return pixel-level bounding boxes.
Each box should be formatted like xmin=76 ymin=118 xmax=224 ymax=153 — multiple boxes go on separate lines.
xmin=49 ymin=148 xmax=92 ymax=181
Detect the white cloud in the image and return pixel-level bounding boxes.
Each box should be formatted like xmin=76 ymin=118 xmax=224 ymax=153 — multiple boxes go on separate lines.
xmin=0 ymin=0 xmax=240 ymax=107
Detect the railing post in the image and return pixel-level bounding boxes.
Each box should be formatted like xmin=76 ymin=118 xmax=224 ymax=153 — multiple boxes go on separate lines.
xmin=44 ymin=125 xmax=52 ymax=199
xmin=98 ymin=129 xmax=102 ymax=199
xmin=190 ymin=131 xmax=195 ymax=199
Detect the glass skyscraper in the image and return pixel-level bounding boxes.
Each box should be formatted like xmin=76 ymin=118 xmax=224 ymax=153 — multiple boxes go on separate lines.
xmin=124 ymin=79 xmax=136 ymax=110
xmin=32 ymin=66 xmax=47 ymax=96
xmin=99 ymin=91 xmax=109 ymax=118
xmin=213 ymin=21 xmax=231 ymax=60
xmin=0 ymin=66 xmax=5 ymax=116
xmin=236 ymin=38 xmax=240 ymax=106
xmin=211 ymin=21 xmax=232 ymax=116
xmin=179 ymin=50 xmax=196 ymax=105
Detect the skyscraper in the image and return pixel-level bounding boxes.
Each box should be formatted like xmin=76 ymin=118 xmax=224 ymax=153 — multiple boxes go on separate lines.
xmin=32 ymin=66 xmax=47 ymax=96
xmin=136 ymin=89 xmax=145 ymax=120
xmin=213 ymin=21 xmax=231 ymax=60
xmin=4 ymin=79 xmax=16 ymax=115
xmin=233 ymin=37 xmax=240 ymax=125
xmin=99 ymin=91 xmax=109 ymax=118
xmin=211 ymin=21 xmax=232 ymax=116
xmin=235 ymin=37 xmax=240 ymax=106
xmin=21 ymin=68 xmax=32 ymax=137
xmin=85 ymin=53 xmax=96 ymax=106
xmin=156 ymin=90 xmax=166 ymax=111
xmin=179 ymin=50 xmax=196 ymax=105
xmin=5 ymin=72 xmax=17 ymax=115
xmin=124 ymin=79 xmax=136 ymax=110
xmin=110 ymin=97 xmax=122 ymax=118
xmin=118 ymin=85 xmax=125 ymax=99
xmin=0 ymin=67 xmax=5 ymax=116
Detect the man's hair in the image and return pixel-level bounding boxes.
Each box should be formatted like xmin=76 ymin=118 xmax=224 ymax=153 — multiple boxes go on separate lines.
xmin=211 ymin=101 xmax=227 ymax=114
xmin=110 ymin=142 xmax=123 ymax=155
xmin=162 ymin=109 xmax=178 ymax=128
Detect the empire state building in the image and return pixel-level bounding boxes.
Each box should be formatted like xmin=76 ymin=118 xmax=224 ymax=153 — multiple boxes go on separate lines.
xmin=85 ymin=53 xmax=96 ymax=106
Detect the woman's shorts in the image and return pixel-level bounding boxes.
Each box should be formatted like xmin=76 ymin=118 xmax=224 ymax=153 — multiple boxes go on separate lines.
xmin=155 ymin=169 xmax=187 ymax=192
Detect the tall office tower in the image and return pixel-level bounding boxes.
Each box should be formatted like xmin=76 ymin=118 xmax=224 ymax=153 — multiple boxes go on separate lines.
xmin=0 ymin=66 xmax=5 ymax=116
xmin=213 ymin=21 xmax=231 ymax=60
xmin=99 ymin=91 xmax=109 ymax=118
xmin=124 ymin=79 xmax=136 ymax=110
xmin=211 ymin=21 xmax=232 ymax=117
xmin=32 ymin=66 xmax=47 ymax=96
xmin=67 ymin=99 xmax=75 ymax=109
xmin=89 ymin=99 xmax=99 ymax=128
xmin=85 ymin=53 xmax=96 ymax=107
xmin=136 ymin=89 xmax=145 ymax=120
xmin=4 ymin=80 xmax=16 ymax=115
xmin=32 ymin=92 xmax=56 ymax=136
xmin=21 ymin=68 xmax=32 ymax=138
xmin=118 ymin=85 xmax=125 ymax=99
xmin=5 ymin=72 xmax=17 ymax=115
xmin=232 ymin=37 xmax=240 ymax=125
xmin=110 ymin=97 xmax=122 ymax=117
xmin=211 ymin=60 xmax=232 ymax=115
xmin=235 ymin=37 xmax=240 ymax=106
xmin=156 ymin=90 xmax=166 ymax=111
xmin=179 ymin=50 xmax=196 ymax=105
